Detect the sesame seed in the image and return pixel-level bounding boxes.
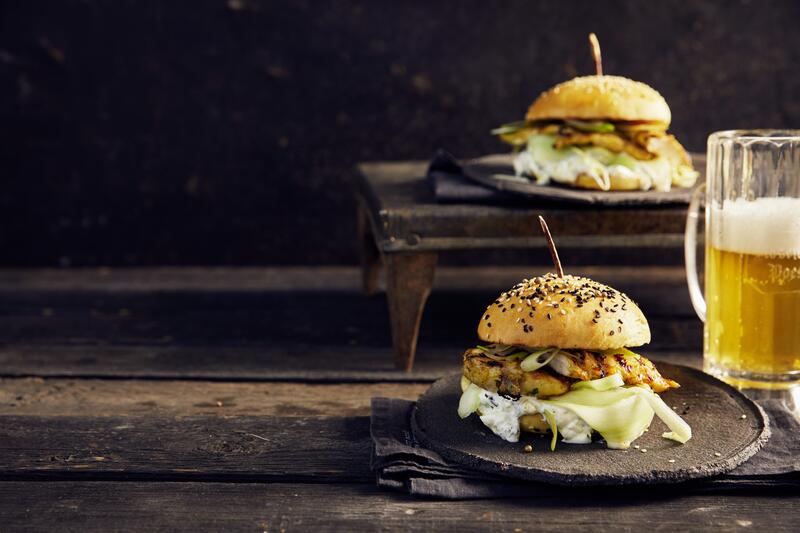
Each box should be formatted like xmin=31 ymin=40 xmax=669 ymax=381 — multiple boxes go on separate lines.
xmin=640 ymin=449 xmax=647 ymax=453
xmin=523 ymin=444 xmax=533 ymax=453
xmin=487 ymin=323 xmax=492 ymax=328
xmin=668 ymin=459 xmax=676 ymax=463
xmin=633 ymin=445 xmax=640 ymax=449
xmin=559 ymin=309 xmax=566 ymax=315
xmin=714 ymin=452 xmax=721 ymax=457
xmin=609 ymin=330 xmax=614 ymax=336
xmin=740 ymin=414 xmax=747 ymax=420
xmin=547 ymin=313 xmax=552 ymax=320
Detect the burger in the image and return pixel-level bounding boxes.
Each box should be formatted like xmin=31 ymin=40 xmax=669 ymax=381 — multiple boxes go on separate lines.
xmin=492 ymin=75 xmax=698 ymax=192
xmin=457 ymin=273 xmax=692 ymax=450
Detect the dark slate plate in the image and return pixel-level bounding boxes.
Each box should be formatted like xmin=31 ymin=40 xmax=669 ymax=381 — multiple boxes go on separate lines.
xmin=412 ymin=363 xmax=770 ymax=486
xmin=462 ymin=153 xmax=705 ymax=206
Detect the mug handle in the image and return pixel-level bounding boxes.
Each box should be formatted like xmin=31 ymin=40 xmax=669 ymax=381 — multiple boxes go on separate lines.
xmin=684 ymin=183 xmax=707 ymax=322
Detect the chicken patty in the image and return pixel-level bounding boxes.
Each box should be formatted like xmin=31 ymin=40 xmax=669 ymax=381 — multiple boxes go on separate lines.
xmin=462 ymin=348 xmax=571 ymax=398
xmin=548 ymin=349 xmax=679 ymax=393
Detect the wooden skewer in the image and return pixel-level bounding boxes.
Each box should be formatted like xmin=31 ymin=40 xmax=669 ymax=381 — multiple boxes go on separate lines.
xmin=588 ymin=32 xmax=603 ymax=76
xmin=538 ymin=216 xmax=564 ymax=277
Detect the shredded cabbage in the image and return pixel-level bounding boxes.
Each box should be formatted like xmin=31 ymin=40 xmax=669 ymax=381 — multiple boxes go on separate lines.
xmin=458 ymin=383 xmax=482 ymax=419
xmin=520 ymin=349 xmax=557 ymax=372
xmin=570 ymin=373 xmax=625 ymax=391
xmin=543 ymin=410 xmax=559 ymax=451
xmin=628 ymin=386 xmax=693 ymax=444
xmin=542 ymin=388 xmax=655 ymax=449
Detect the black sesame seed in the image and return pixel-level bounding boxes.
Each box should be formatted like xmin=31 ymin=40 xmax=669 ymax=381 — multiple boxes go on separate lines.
xmin=487 ymin=323 xmax=492 ymax=328
xmin=485 ymin=315 xmax=490 ymax=320
xmin=609 ymin=330 xmax=615 ymax=336
xmin=547 ymin=313 xmax=552 ymax=320
xmin=510 ymin=303 xmax=515 ymax=308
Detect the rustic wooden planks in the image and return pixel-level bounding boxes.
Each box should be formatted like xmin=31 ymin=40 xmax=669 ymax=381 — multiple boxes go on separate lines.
xmin=0 ymin=415 xmax=372 ymax=482
xmin=0 ymin=379 xmax=429 ymax=417
xmin=0 ymin=481 xmax=793 ymax=532
xmin=0 ymin=267 xmax=733 ymax=531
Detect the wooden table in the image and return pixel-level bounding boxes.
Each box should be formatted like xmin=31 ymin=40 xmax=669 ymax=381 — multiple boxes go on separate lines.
xmin=0 ymin=267 xmax=796 ymax=531
xmin=354 ymin=161 xmax=696 ymax=371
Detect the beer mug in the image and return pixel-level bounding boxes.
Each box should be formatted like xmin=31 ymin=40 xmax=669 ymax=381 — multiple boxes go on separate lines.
xmin=686 ymin=130 xmax=800 ymax=390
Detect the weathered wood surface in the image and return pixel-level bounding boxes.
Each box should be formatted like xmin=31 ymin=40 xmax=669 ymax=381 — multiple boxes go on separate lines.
xmin=0 ymin=345 xmax=699 ymax=382
xmin=0 ymin=415 xmax=372 ymax=482
xmin=0 ymin=266 xmax=761 ymax=532
xmin=0 ymin=266 xmax=701 ymax=381
xmin=0 ymin=265 xmax=691 ymax=291
xmin=0 ymin=379 xmax=429 ymax=417
xmin=0 ymin=481 xmax=792 ymax=533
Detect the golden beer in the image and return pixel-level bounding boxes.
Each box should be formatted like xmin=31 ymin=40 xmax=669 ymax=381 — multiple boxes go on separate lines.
xmin=703 ymin=202 xmax=800 ymax=388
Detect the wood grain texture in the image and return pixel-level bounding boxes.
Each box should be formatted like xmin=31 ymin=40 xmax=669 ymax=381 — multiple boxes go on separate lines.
xmin=0 ymin=378 xmax=429 ymax=417
xmin=0 ymin=266 xmax=702 ymax=380
xmin=0 ymin=481 xmax=794 ymax=533
xmin=0 ymin=344 xmax=700 ymax=382
xmin=0 ymin=415 xmax=372 ymax=482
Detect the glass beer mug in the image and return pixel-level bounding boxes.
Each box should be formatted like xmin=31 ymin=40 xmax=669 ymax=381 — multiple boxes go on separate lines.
xmin=686 ymin=130 xmax=800 ymax=390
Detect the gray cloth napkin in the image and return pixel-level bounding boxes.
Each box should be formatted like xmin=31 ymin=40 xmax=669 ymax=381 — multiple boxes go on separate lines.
xmin=427 ymin=150 xmax=516 ymax=204
xmin=370 ymin=397 xmax=800 ymax=499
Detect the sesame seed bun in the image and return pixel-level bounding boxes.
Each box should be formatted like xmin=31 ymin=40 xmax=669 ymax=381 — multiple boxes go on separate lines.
xmin=477 ymin=273 xmax=650 ymax=350
xmin=525 ymin=75 xmax=671 ymax=127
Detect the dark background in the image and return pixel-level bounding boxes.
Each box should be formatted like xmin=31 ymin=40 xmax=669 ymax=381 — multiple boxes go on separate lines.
xmin=1 ymin=0 xmax=799 ymax=267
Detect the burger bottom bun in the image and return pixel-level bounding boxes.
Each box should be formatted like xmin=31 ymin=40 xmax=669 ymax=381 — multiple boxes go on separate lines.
xmin=574 ymin=172 xmax=642 ymax=191
xmin=476 ymin=411 xmax=550 ymax=433
xmin=520 ymin=413 xmax=549 ymax=433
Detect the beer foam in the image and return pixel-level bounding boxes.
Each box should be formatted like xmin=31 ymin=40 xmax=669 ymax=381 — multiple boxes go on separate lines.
xmin=711 ymin=197 xmax=800 ymax=256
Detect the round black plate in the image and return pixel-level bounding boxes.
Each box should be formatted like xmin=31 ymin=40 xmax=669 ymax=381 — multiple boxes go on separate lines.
xmin=463 ymin=153 xmax=705 ymax=206
xmin=412 ymin=363 xmax=769 ymax=486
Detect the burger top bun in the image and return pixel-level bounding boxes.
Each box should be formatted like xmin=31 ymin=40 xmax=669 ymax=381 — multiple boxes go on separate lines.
xmin=477 ymin=273 xmax=650 ymax=350
xmin=525 ymin=75 xmax=671 ymax=127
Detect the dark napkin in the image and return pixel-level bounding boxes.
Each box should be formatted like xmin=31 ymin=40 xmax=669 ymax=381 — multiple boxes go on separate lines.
xmin=370 ymin=397 xmax=800 ymax=499
xmin=427 ymin=150 xmax=514 ymax=204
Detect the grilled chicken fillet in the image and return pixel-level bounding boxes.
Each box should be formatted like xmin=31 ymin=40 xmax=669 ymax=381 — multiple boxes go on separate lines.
xmin=548 ymin=349 xmax=679 ymax=393
xmin=463 ymin=348 xmax=570 ymax=398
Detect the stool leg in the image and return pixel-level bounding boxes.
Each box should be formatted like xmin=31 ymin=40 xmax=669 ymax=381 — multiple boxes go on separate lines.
xmin=357 ymin=205 xmax=382 ymax=296
xmin=385 ymin=252 xmax=438 ymax=372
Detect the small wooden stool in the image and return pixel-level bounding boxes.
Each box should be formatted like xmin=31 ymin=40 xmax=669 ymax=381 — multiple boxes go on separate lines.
xmin=354 ymin=161 xmax=693 ymax=372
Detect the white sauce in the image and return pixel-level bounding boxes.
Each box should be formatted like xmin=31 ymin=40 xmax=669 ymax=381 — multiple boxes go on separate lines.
xmin=512 ymin=136 xmax=677 ymax=192
xmin=476 ymin=388 xmax=592 ymax=444
xmin=513 ymin=150 xmax=610 ymax=190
